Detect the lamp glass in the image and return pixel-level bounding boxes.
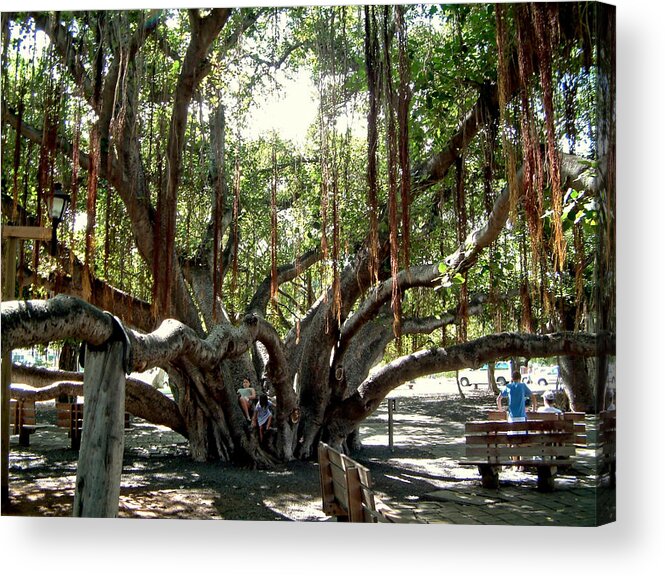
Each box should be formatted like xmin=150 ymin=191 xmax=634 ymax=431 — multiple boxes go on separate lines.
xmin=49 ymin=193 xmax=70 ymax=221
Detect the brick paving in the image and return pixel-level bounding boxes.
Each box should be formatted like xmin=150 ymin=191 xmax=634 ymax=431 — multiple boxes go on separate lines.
xmin=357 ymin=381 xmax=616 ymax=527
xmin=405 ymin=479 xmax=615 ymax=526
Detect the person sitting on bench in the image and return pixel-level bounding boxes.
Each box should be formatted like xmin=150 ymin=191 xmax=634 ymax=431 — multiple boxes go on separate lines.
xmin=538 ymin=389 xmax=563 ymax=414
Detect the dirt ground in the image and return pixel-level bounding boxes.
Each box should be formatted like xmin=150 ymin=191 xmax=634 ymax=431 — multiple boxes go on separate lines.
xmin=1 ymin=378 xmax=574 ymax=521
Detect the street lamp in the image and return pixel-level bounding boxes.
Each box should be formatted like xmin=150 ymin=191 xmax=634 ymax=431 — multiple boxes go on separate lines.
xmin=48 ymin=183 xmax=70 ymax=256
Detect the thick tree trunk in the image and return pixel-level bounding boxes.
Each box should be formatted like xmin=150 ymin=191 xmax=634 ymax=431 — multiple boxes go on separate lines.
xmin=487 ymin=363 xmax=497 ymax=392
xmin=559 ymin=355 xmax=594 ymax=413
xmin=58 ymin=342 xmax=79 ymax=372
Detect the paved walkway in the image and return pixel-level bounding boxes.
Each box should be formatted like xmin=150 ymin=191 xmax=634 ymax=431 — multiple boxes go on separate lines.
xmin=358 ymin=384 xmax=616 ymax=526
xmin=385 ymin=473 xmax=616 ymax=526
xmin=367 ymin=439 xmax=616 ymax=525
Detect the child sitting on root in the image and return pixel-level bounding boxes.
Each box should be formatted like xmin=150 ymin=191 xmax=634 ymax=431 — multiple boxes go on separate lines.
xmin=237 ymin=378 xmax=257 ymax=422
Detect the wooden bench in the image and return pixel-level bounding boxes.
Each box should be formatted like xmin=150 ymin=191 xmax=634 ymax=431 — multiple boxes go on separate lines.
xmin=461 ymin=413 xmax=586 ymax=492
xmin=56 ymin=399 xmax=85 ymax=450
xmin=596 ymin=410 xmax=616 ymax=487
xmin=486 ymin=410 xmax=587 ymax=444
xmin=318 ymin=442 xmax=408 ymax=523
xmin=9 ymin=399 xmax=38 ymax=447
xmin=55 ymin=397 xmax=131 ymax=450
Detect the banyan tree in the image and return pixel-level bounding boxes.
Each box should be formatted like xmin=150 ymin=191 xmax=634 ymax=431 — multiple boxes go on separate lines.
xmin=1 ymin=4 xmax=615 ymax=467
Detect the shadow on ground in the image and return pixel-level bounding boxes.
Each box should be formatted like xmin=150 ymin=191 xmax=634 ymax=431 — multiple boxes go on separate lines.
xmin=2 ymin=390 xmax=615 ymax=525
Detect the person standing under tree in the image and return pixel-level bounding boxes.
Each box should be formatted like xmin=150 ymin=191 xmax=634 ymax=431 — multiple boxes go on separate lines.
xmin=497 ymin=371 xmax=537 ymax=422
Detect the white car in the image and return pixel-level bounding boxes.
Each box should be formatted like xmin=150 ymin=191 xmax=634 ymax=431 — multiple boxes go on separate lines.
xmin=459 ymin=361 xmax=512 ymax=387
xmin=525 ymin=365 xmax=560 ymax=387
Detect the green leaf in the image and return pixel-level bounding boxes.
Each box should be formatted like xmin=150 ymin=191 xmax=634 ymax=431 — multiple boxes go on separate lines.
xmin=563 ymin=188 xmax=580 ymax=203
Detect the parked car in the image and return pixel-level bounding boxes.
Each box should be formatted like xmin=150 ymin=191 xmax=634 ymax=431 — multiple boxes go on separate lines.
xmin=459 ymin=361 xmax=512 ymax=387
xmin=524 ymin=365 xmax=560 ymax=387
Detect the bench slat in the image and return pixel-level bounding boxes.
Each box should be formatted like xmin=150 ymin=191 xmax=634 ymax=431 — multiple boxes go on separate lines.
xmin=465 ymin=431 xmax=577 ymax=445
xmin=9 ymin=407 xmax=37 ymax=418
xmin=466 ymin=420 xmax=574 ymax=433
xmin=464 ymin=459 xmax=572 ymax=467
xmin=318 ymin=444 xmax=338 ymax=515
xmin=345 ymin=467 xmax=364 ymax=523
xmin=466 ymin=445 xmax=577 ymax=458
xmin=330 ymin=467 xmax=349 ymax=504
xmin=486 ymin=411 xmax=585 ymax=422
xmin=467 ymin=426 xmax=586 ymax=440
xmin=574 ymin=434 xmax=587 ymax=446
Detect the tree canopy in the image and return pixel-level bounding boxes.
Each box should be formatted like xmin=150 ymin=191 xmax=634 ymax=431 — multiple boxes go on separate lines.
xmin=1 ymin=3 xmax=615 ymax=464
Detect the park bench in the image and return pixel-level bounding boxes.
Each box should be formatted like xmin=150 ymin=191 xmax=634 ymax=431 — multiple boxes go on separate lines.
xmin=56 ymin=398 xmax=85 ymax=450
xmin=596 ymin=410 xmax=616 ymax=487
xmin=461 ymin=412 xmax=586 ymax=492
xmin=485 ymin=410 xmax=587 ymax=448
xmin=486 ymin=410 xmax=586 ymax=439
xmin=318 ymin=442 xmax=413 ymax=523
xmin=9 ymin=399 xmax=39 ymax=447
xmin=56 ymin=396 xmax=132 ymax=450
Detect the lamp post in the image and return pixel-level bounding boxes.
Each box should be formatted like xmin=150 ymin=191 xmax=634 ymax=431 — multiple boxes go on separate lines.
xmin=48 ymin=183 xmax=71 ymax=257
xmin=2 ymin=183 xmax=68 ymax=505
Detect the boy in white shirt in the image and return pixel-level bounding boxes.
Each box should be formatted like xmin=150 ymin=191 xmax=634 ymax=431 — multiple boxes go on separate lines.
xmin=538 ymin=389 xmax=563 ymax=414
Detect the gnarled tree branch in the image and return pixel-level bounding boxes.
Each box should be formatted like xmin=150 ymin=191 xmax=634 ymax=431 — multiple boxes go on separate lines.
xmin=1 ymin=295 xmax=260 ymax=374
xmin=9 ymin=370 xmax=187 ymax=436
xmin=326 ymin=330 xmax=615 ymax=443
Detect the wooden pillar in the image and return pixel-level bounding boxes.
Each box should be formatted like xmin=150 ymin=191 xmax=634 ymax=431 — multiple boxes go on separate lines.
xmin=72 ymin=339 xmax=127 ymax=517
xmin=2 ymin=226 xmax=50 ymax=505
xmin=1 ymin=236 xmax=18 ymax=505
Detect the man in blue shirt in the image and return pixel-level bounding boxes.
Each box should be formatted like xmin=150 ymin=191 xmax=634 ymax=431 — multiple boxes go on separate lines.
xmin=497 ymin=370 xmax=537 ymax=421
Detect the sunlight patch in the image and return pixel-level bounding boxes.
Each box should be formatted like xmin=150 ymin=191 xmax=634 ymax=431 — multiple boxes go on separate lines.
xmin=262 ymin=496 xmax=329 ymax=522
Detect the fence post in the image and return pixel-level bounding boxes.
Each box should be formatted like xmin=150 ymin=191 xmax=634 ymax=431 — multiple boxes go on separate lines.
xmin=73 ymin=315 xmax=130 ymax=518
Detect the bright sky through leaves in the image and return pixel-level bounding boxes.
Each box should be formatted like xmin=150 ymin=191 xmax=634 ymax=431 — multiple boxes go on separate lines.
xmin=245 ymin=69 xmax=318 ymax=146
